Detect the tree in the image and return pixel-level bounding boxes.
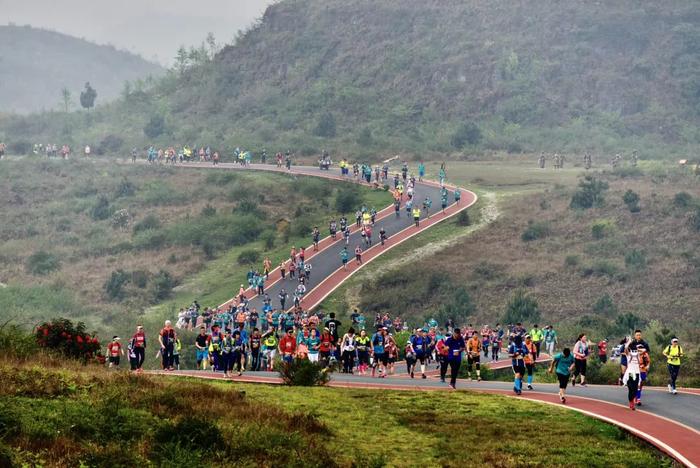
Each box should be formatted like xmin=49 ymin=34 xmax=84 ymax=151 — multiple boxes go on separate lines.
xmin=622 ymin=189 xmax=641 ymax=212
xmin=570 ymin=176 xmax=609 ymax=209
xmin=79 ymin=82 xmax=97 ymax=111
xmin=144 ymin=115 xmax=165 ymax=138
xmin=60 ymin=87 xmax=72 ymax=113
xmin=450 ymin=122 xmax=482 ymax=148
xmin=175 ymin=46 xmax=189 ymax=74
xmin=206 ymin=32 xmax=218 ymax=59
xmin=314 ymin=112 xmax=337 ymax=138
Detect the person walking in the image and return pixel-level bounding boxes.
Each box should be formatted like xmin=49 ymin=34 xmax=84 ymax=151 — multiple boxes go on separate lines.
xmin=529 ymin=324 xmax=544 ymax=358
xmin=663 ymin=338 xmax=684 ymax=394
xmin=508 ymin=334 xmax=527 ymax=395
xmin=412 ymin=207 xmax=421 ymax=227
xmin=340 ymin=328 xmax=357 ymax=374
xmin=597 ymin=339 xmax=608 ymax=363
xmin=572 ymin=333 xmax=589 ymax=387
xmin=132 ymin=325 xmax=147 ymax=372
xmin=549 ymin=347 xmax=575 ymax=403
xmin=466 ymin=332 xmax=482 ymax=381
xmin=544 ymin=325 xmax=558 ymax=356
xmin=340 ymin=246 xmax=349 ymax=270
xmin=622 ymin=341 xmax=642 ymax=410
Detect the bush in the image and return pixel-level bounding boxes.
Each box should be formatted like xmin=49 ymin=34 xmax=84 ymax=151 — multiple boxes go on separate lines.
xmin=292 ymin=219 xmax=313 ymax=238
xmin=279 ymin=358 xmax=330 ymax=386
xmin=564 ymin=255 xmax=580 ymax=267
xmin=503 ymin=289 xmax=540 ymax=324
xmin=26 ymin=250 xmax=60 ymax=275
xmin=690 ymin=208 xmax=700 ymax=232
xmin=150 ymin=270 xmax=176 ymax=302
xmin=0 ymin=322 xmax=38 ymax=359
xmin=201 ymin=204 xmax=217 ymax=217
xmin=115 ymin=177 xmax=136 ymax=198
xmin=133 ymin=214 xmax=161 ymax=233
xmin=622 ymin=189 xmax=641 ymax=212
xmin=263 ymin=231 xmax=276 ymax=250
xmin=133 ymin=230 xmax=168 ymax=250
xmin=450 ymin=122 xmax=482 ymax=148
xmin=592 ymin=293 xmax=617 ymax=315
xmin=104 ymin=269 xmax=130 ymax=301
xmin=673 ymin=192 xmax=693 ymax=208
xmin=457 ymin=210 xmax=471 ymax=226
xmin=521 ymin=220 xmax=550 ymax=241
xmin=235 ymin=200 xmax=263 ymax=217
xmin=613 ymin=312 xmax=647 ymax=335
xmin=90 ymin=194 xmax=112 ymax=220
xmin=153 ymin=416 xmax=224 ymax=455
xmin=591 ymin=219 xmax=615 ymax=239
xmin=624 ymin=249 xmax=647 ymax=270
xmin=570 ymin=176 xmax=608 ymax=209
xmin=8 ymin=140 xmax=32 ymax=155
xmin=237 ymin=249 xmax=260 ymax=265
xmin=34 ymin=318 xmax=101 ymax=362
xmin=335 ymin=187 xmax=361 ymax=213
xmin=582 ymin=260 xmax=619 ymax=278
xmin=98 ymin=134 xmax=124 ymax=154
xmin=111 ymin=209 xmax=130 ymax=229
xmin=131 ymin=270 xmax=149 ymax=289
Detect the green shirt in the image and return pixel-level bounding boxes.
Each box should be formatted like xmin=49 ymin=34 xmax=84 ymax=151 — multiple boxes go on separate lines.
xmin=554 ymin=352 xmax=574 ymax=376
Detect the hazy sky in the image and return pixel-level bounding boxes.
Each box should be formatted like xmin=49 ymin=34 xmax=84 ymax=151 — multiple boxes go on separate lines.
xmin=0 ymin=0 xmax=275 ymax=65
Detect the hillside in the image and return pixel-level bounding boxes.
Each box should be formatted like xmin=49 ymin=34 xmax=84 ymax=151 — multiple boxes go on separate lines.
xmin=2 ymin=0 xmax=700 ymax=159
xmin=0 ymin=25 xmax=163 ymax=114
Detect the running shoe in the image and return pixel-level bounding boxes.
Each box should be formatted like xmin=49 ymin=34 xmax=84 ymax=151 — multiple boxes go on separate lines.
xmin=672 ymin=389 xmax=678 ymax=395
xmin=561 ymin=396 xmax=566 ymax=404
xmin=477 ymin=377 xmax=482 ymax=382
xmin=527 ymin=384 xmax=533 ymax=390
xmin=629 ymin=401 xmax=635 ymax=411
xmin=410 ymin=371 xmax=414 ymax=379
xmin=668 ymin=384 xmax=673 ymax=394
xmin=422 ymin=374 xmax=427 ymax=379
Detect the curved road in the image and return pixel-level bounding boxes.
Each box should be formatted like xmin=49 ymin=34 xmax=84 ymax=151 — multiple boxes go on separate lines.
xmin=161 ymin=162 xmax=699 ymax=468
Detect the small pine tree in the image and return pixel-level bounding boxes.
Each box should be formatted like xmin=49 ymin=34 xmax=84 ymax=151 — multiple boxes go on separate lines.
xmin=79 ymin=82 xmax=97 ymax=111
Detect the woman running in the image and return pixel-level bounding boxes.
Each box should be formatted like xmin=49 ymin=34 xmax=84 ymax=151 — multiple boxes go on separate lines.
xmin=549 ymin=347 xmax=575 ymax=403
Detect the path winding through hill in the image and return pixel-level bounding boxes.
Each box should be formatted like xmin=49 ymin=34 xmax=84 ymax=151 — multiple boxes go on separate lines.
xmin=159 ymin=162 xmax=699 ymax=468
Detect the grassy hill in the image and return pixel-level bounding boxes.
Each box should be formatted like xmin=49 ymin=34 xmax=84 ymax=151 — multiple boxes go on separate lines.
xmin=2 ymin=1 xmax=700 ymax=159
xmin=0 ymin=25 xmax=163 ymax=114
xmin=0 ymin=159 xmax=390 ymax=343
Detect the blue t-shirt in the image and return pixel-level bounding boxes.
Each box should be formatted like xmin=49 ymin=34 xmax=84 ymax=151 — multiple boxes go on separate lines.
xmin=554 ymin=352 xmax=575 ymax=376
xmin=508 ymin=343 xmax=527 ymax=366
xmin=372 ymin=333 xmax=385 ymax=354
xmin=445 ymin=336 xmax=465 ymax=361
xmin=411 ymin=335 xmax=429 ymax=355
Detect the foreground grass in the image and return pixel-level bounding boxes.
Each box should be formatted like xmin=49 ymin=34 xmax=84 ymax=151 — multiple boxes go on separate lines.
xmin=0 ymin=354 xmax=670 ymax=467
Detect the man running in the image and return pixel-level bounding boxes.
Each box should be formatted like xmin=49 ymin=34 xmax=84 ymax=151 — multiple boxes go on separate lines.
xmin=444 ymin=328 xmax=466 ymax=389
xmin=195 ymin=326 xmax=211 ymax=370
xmin=312 ymin=226 xmax=320 ymax=251
xmin=412 ymin=206 xmax=421 ymax=227
xmin=132 ymin=325 xmax=147 ymax=372
xmin=355 ymin=245 xmax=363 ymax=265
xmin=340 ymin=246 xmax=349 ymax=270
xmin=523 ymin=335 xmax=537 ymax=390
xmin=371 ymin=327 xmax=387 ymax=378
xmin=107 ymin=336 xmax=123 ymax=368
xmin=466 ymin=332 xmax=482 ymax=381
xmin=411 ymin=328 xmax=430 ymax=379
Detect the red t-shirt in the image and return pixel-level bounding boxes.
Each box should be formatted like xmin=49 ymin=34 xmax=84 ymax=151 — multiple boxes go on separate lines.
xmin=597 ymin=341 xmax=607 ymax=355
xmin=133 ymin=331 xmax=146 ymax=348
xmin=108 ymin=342 xmax=122 ymax=356
xmin=279 ymin=335 xmax=296 ymax=354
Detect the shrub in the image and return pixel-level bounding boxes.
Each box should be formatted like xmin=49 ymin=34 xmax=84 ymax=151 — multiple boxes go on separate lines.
xmin=622 ymin=189 xmax=641 ymax=212
xmin=7 ymin=140 xmax=32 ymax=155
xmin=150 ymin=270 xmax=176 ymax=302
xmin=564 ymin=255 xmax=580 ymax=267
xmin=153 ymin=416 xmax=224 ymax=454
xmin=90 ymin=194 xmax=112 ymax=220
xmin=34 ymin=318 xmax=101 ymax=362
xmin=434 ymin=287 xmax=476 ymax=325
xmin=114 ymin=177 xmax=136 ymax=198
xmin=570 ymin=176 xmax=608 ymax=209
xmin=0 ymin=322 xmax=38 ymax=359
xmin=613 ymin=312 xmax=647 ymax=335
xmin=111 ymin=209 xmax=130 ymax=229
xmin=133 ymin=214 xmax=161 ymax=234
xmin=263 ymin=231 xmax=276 ymax=250
xmin=690 ymin=207 xmax=700 ymax=232
xmin=591 ymin=219 xmax=615 ymax=239
xmin=104 ymin=269 xmax=130 ymax=301
xmin=292 ymin=219 xmax=313 ymax=238
xmin=521 ymin=220 xmax=550 ymax=241
xmin=335 ymin=187 xmax=361 ymax=213
xmin=237 ymin=249 xmax=260 ymax=265
xmin=133 ymin=230 xmax=167 ymax=250
xmin=457 ymin=210 xmax=470 ymax=226
xmin=592 ymin=293 xmax=617 ymax=315
xmin=98 ymin=134 xmax=124 ymax=154
xmin=26 ymin=250 xmax=60 ymax=275
xmin=450 ymin=122 xmax=482 ymax=148
xmin=202 ymin=240 xmax=216 ymax=260
xmin=624 ymin=249 xmax=647 ymax=270
xmin=279 ymin=358 xmax=330 ymax=386
xmin=201 ymin=204 xmax=217 ymax=217
xmin=582 ymin=260 xmax=619 ymax=278
xmin=503 ymin=289 xmax=540 ymax=324
xmin=131 ymin=270 xmax=149 ymax=289
xmin=673 ymin=192 xmax=693 ymax=208
xmin=235 ymin=200 xmax=263 ymax=217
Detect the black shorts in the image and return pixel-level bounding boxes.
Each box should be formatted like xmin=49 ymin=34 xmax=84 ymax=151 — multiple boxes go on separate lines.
xmin=375 ymin=353 xmax=388 ymax=365
xmin=512 ymin=363 xmax=525 ymax=375
xmin=416 ymin=353 xmax=427 ymax=364
xmin=557 ymin=373 xmax=569 ymax=389
xmin=467 ymin=355 xmax=480 ymax=365
xmin=574 ymin=359 xmax=587 ymax=376
xmin=109 ymin=356 xmax=120 ymax=365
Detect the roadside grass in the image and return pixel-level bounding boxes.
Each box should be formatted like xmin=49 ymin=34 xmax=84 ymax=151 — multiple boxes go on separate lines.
xmin=217 ymin=381 xmax=670 ymax=467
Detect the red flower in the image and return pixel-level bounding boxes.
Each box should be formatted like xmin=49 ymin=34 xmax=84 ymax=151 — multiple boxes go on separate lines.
xmin=61 ymin=331 xmax=67 ymax=337
xmin=76 ymin=335 xmax=83 ymax=344
xmin=43 ymin=328 xmax=49 ymax=336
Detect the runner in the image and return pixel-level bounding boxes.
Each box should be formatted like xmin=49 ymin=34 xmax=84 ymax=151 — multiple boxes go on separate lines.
xmin=263 ymin=257 xmax=272 ymax=279
xmin=340 ymin=246 xmax=349 ymax=270
xmin=636 ymin=344 xmax=650 ymax=406
xmin=418 ymin=161 xmax=425 ymax=181
xmin=597 ymin=339 xmax=608 ymax=363
xmin=572 ymin=333 xmax=589 ymax=387
xmin=549 ymin=347 xmax=575 ymax=403
xmin=436 ymin=333 xmax=449 ymax=382
xmin=441 ymin=189 xmax=448 ymax=213
xmin=379 ymin=227 xmax=387 ymax=246
xmin=132 ymin=325 xmax=147 ymax=372
xmin=444 ymin=327 xmax=466 ymax=389
xmin=529 ymin=324 xmax=544 ymax=358
xmin=107 ymin=336 xmax=123 ymax=368
xmin=622 ymin=340 xmax=642 ymax=410
xmin=262 ymin=331 xmax=278 ymax=371
xmin=195 ymin=326 xmax=210 ymax=370
xmin=312 ymin=226 xmax=320 ymax=251
xmin=355 ymin=245 xmax=363 ymax=265
xmin=343 ymin=226 xmax=351 ymax=245
xmin=249 ymin=328 xmax=262 ymax=371
xmin=508 ymin=334 xmax=527 ymax=395
xmin=279 ymin=328 xmax=297 ymax=364
xmin=356 ymin=330 xmax=371 ymax=375
xmin=466 ymin=332 xmax=482 ymax=381
xmin=412 ymin=206 xmax=421 ymax=227
xmin=411 ymin=328 xmax=430 ymax=379
xmin=544 ymin=325 xmax=557 ymax=355
xmin=371 ymin=327 xmax=387 ymax=378
xmin=340 ymin=328 xmax=357 ymax=373
xmin=329 ymin=219 xmax=338 ymax=240
xmin=661 ymin=338 xmax=683 ymax=395
xmin=454 ymin=188 xmax=461 ymax=205
xmin=307 ymin=328 xmax=321 ymax=363
xmin=523 ymin=335 xmax=537 ymax=389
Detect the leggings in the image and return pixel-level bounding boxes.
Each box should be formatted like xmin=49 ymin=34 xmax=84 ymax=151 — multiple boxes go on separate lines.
xmin=134 ymin=347 xmax=145 ymax=369
xmin=627 ymin=374 xmax=640 ymax=402
xmin=250 ymin=349 xmax=261 ymax=371
xmin=668 ymin=364 xmax=680 ymax=389
xmin=448 ymin=360 xmax=461 ymax=386
xmin=342 ymin=350 xmax=355 ymax=373
xmin=439 ymin=357 xmax=449 ymax=380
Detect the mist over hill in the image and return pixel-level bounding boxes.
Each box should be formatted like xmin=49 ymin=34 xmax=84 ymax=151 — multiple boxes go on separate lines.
xmin=3 ymin=1 xmax=700 ymax=158
xmin=0 ymin=25 xmax=164 ymax=114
